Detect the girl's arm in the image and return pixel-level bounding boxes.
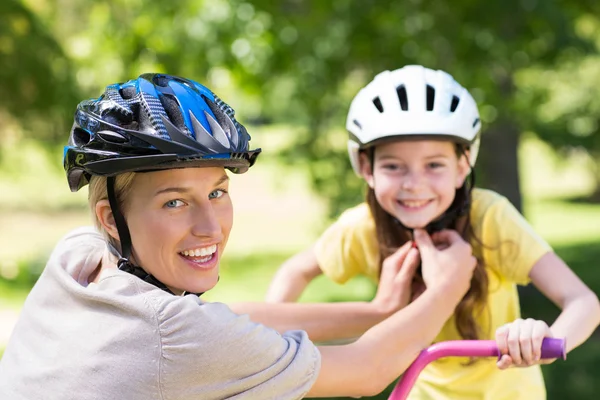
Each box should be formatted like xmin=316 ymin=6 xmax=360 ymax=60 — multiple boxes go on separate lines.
xmin=496 ymin=251 xmax=600 ymax=367
xmin=264 ymin=245 xmax=322 ymax=302
xmin=307 ymin=229 xmax=477 ymax=397
xmin=532 ymin=252 xmax=600 ymax=352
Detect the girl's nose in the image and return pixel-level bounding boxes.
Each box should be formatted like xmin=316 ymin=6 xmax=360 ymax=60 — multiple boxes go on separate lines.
xmin=401 ymin=171 xmax=421 ymax=191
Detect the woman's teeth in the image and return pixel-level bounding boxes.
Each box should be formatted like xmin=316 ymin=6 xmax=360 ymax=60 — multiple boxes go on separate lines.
xmin=181 ymin=244 xmax=217 ymax=258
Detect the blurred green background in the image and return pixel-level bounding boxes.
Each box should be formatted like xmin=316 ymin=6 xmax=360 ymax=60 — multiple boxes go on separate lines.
xmin=1 ymin=0 xmax=600 ymax=398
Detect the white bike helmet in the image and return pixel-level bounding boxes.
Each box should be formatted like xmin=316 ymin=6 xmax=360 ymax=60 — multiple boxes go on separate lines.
xmin=346 ymin=65 xmax=481 ymax=176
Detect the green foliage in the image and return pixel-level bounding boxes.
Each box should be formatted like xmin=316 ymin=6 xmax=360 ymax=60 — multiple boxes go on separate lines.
xmin=0 ymin=0 xmax=79 ymax=143
xmin=3 ymin=0 xmax=600 ymax=216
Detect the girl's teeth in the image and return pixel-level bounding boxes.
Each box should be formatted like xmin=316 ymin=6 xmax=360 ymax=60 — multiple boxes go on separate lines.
xmin=402 ymin=200 xmax=429 ymax=208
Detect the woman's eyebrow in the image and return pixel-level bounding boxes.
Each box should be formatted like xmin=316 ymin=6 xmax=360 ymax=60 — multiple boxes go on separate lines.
xmin=154 ymin=187 xmax=191 ymax=196
xmin=154 ymin=174 xmax=229 ymax=196
xmin=214 ymin=174 xmax=229 ymax=186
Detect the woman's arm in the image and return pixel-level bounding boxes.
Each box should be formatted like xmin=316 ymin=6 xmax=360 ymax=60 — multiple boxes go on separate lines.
xmin=264 ymin=245 xmax=322 ymax=302
xmin=307 ymin=229 xmax=477 ymax=398
xmin=231 ymin=301 xmax=390 ymax=343
xmin=233 ymin=241 xmax=421 ymax=342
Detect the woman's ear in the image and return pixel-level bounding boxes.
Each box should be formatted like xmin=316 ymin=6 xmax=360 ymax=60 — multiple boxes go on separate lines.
xmin=95 ymin=200 xmax=120 ymax=241
xmin=456 ymin=151 xmax=471 ymax=188
xmin=358 ymin=151 xmax=375 ymax=189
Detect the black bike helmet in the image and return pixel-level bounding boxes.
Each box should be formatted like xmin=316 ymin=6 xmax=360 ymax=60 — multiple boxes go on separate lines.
xmin=63 ymin=73 xmax=261 ymax=295
xmin=64 ymin=73 xmax=260 ymax=192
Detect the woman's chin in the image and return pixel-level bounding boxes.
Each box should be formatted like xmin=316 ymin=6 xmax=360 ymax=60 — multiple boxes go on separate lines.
xmin=187 ymin=277 xmax=220 ymax=294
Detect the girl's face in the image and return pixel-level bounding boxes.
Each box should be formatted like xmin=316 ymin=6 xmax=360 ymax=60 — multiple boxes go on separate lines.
xmin=360 ymin=140 xmax=470 ymax=229
xmin=122 ymin=167 xmax=233 ymax=294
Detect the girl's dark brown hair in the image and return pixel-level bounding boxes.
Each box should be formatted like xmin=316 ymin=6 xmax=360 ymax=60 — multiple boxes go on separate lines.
xmin=364 ymin=144 xmax=489 ymax=343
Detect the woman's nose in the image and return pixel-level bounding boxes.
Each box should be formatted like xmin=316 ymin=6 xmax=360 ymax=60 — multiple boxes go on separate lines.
xmin=191 ymin=203 xmax=222 ymax=238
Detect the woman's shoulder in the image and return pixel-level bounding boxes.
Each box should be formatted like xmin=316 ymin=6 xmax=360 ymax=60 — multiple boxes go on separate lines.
xmin=50 ymin=226 xmax=105 ymax=260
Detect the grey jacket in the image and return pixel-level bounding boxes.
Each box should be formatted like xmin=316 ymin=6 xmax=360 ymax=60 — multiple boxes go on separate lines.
xmin=0 ymin=227 xmax=320 ymax=399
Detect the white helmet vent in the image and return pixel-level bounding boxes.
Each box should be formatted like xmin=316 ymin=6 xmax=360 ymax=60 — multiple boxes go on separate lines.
xmin=450 ymin=95 xmax=460 ymax=112
xmin=426 ymin=85 xmax=435 ymax=111
xmin=372 ymin=97 xmax=384 ymax=113
xmin=397 ymin=85 xmax=408 ymax=110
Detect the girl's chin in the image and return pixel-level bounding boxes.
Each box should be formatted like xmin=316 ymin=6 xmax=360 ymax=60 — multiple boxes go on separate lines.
xmin=395 ymin=218 xmax=430 ymax=230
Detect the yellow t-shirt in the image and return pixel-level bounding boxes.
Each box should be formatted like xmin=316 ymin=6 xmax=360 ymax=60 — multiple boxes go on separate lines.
xmin=314 ymin=188 xmax=552 ymax=400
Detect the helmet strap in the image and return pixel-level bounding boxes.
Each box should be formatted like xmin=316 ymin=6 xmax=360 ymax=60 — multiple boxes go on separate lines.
xmin=106 ymin=177 xmax=133 ymax=265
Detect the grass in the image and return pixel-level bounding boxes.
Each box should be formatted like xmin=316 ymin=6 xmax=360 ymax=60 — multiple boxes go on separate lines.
xmin=1 ymin=132 xmax=600 ymax=399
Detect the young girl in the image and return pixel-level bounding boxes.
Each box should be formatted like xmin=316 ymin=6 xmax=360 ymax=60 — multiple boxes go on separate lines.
xmin=266 ymin=65 xmax=600 ymax=399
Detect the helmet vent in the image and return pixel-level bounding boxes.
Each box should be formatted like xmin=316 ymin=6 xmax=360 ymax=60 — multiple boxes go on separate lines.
xmin=426 ymin=85 xmax=435 ymax=111
xmin=98 ymin=130 xmax=128 ymax=144
xmin=450 ymin=95 xmax=460 ymax=112
xmin=372 ymin=97 xmax=384 ymax=113
xmin=152 ymin=75 xmax=170 ymax=87
xmin=353 ymin=119 xmax=362 ymax=130
xmin=396 ymin=85 xmax=408 ymax=111
xmin=72 ymin=127 xmax=92 ymax=146
xmin=472 ymin=117 xmax=480 ymax=128
xmin=160 ymin=94 xmax=186 ymax=132
xmin=120 ymin=86 xmax=137 ymax=100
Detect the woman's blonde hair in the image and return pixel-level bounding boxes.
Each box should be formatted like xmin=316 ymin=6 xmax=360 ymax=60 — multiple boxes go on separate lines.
xmin=88 ymin=173 xmax=136 ymax=251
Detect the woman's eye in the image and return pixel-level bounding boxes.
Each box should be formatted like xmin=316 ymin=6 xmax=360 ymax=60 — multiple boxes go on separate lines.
xmin=209 ymin=189 xmax=226 ymax=199
xmin=428 ymin=162 xmax=444 ymax=169
xmin=165 ymin=199 xmax=185 ymax=208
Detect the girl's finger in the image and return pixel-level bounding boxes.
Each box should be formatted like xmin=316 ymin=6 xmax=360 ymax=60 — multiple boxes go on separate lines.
xmin=518 ymin=319 xmax=535 ymax=365
xmin=495 ymin=324 xmax=509 ymax=356
xmin=531 ymin=321 xmax=551 ymax=361
xmin=496 ymin=354 xmax=512 ymax=370
xmin=506 ymin=319 xmax=523 ymax=365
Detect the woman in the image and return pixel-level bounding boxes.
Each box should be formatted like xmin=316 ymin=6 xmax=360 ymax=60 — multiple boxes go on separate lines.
xmin=0 ymin=73 xmax=476 ymax=399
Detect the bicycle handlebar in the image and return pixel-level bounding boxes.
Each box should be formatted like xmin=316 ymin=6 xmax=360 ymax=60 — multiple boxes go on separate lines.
xmin=388 ymin=337 xmax=566 ymax=400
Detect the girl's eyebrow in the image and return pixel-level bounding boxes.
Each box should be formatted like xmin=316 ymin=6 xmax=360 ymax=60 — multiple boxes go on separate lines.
xmin=154 ymin=174 xmax=229 ymax=196
xmin=424 ymin=154 xmax=450 ymax=159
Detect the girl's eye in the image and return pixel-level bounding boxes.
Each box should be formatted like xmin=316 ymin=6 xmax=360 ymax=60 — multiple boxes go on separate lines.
xmin=165 ymin=199 xmax=185 ymax=208
xmin=427 ymin=162 xmax=445 ymax=169
xmin=209 ymin=189 xmax=227 ymax=200
xmin=381 ymin=163 xmax=400 ymax=171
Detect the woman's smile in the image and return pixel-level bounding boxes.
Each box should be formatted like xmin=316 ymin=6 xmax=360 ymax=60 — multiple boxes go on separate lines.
xmin=178 ymin=244 xmax=219 ymax=271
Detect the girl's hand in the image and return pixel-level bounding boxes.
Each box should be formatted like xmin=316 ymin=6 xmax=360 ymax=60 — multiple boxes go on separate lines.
xmin=372 ymin=241 xmax=421 ymax=314
xmin=495 ymin=318 xmax=556 ymax=369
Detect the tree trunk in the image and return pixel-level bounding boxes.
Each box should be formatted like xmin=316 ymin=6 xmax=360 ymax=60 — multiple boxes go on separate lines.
xmin=477 ymin=117 xmax=523 ymax=212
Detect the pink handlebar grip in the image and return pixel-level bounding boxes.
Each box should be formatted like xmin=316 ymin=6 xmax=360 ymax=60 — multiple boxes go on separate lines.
xmin=388 ymin=338 xmax=566 ymax=400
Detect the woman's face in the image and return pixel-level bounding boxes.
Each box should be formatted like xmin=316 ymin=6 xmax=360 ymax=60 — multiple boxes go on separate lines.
xmin=122 ymin=167 xmax=233 ymax=294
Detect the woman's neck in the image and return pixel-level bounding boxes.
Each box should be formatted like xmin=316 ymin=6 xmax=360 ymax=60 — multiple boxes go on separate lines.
xmin=88 ymin=249 xmax=117 ymax=284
